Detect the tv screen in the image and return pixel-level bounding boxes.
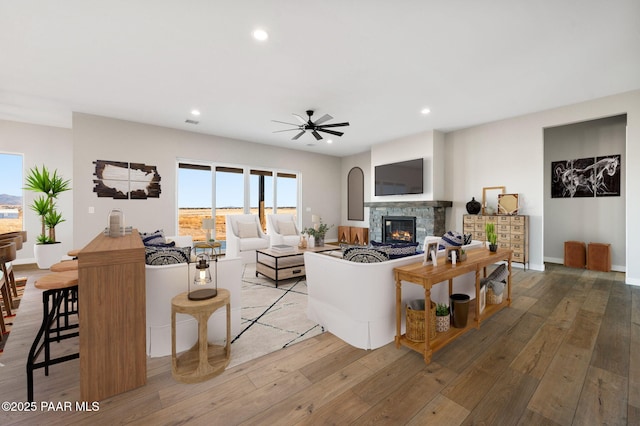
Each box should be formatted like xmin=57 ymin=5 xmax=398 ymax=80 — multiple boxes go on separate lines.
xmin=375 ymin=158 xmax=424 ymax=196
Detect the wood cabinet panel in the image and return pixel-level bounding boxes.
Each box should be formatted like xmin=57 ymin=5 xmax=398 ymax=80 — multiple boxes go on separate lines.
xmin=78 ymin=230 xmax=146 ymax=401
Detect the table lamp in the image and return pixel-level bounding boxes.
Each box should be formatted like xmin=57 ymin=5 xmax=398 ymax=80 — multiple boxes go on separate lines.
xmin=188 ymin=253 xmax=217 ymax=300
xmin=202 ymin=218 xmax=215 ymax=242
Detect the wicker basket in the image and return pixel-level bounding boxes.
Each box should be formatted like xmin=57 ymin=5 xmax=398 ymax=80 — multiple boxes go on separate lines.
xmin=406 ymin=301 xmax=436 ymax=342
xmin=487 ymin=287 xmax=503 ymax=305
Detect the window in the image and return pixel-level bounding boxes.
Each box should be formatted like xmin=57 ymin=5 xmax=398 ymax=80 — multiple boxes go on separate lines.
xmin=216 ymin=166 xmax=244 ymax=240
xmin=277 ymin=172 xmax=298 ymax=220
xmin=0 ymin=153 xmax=23 ymax=234
xmin=250 ymin=169 xmax=273 ymax=232
xmin=177 ymin=163 xmax=212 ymax=242
xmin=177 ymin=161 xmax=300 ymax=243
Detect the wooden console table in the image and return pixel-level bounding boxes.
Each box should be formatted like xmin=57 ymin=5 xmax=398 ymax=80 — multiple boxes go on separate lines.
xmin=394 ymin=247 xmax=512 ymax=364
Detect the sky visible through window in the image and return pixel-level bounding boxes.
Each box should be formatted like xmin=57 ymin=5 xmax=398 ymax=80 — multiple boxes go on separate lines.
xmin=0 ymin=153 xmax=23 ymax=197
xmin=178 ymin=168 xmax=297 ymax=208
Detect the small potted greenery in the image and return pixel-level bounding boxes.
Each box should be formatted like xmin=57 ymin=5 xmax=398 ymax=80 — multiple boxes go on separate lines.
xmin=435 ymin=303 xmax=450 ymax=332
xmin=485 ymin=222 xmax=498 ymax=252
xmin=24 ymin=165 xmax=71 ymax=268
xmin=303 ymin=219 xmax=333 ymax=247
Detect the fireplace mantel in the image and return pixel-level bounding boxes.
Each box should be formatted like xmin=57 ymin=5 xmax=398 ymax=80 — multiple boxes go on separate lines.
xmin=364 ymin=200 xmax=452 ymax=208
xmin=366 ymin=200 xmax=452 ymax=243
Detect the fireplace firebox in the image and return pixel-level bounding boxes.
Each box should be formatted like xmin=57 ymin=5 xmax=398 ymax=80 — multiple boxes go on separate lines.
xmin=382 ymin=216 xmax=417 ymax=244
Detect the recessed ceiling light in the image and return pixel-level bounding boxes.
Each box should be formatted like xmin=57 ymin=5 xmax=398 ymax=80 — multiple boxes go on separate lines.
xmin=326 ymin=139 xmax=333 ymax=144
xmin=253 ymin=29 xmax=268 ymax=41
xmin=191 ymin=109 xmax=201 ymax=116
xmin=421 ymin=108 xmax=431 ymax=115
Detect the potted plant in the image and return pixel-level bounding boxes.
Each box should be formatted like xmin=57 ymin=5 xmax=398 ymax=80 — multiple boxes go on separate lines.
xmin=485 ymin=222 xmax=498 ymax=252
xmin=435 ymin=303 xmax=450 ymax=332
xmin=303 ymin=219 xmax=333 ymax=247
xmin=24 ymin=165 xmax=71 ymax=268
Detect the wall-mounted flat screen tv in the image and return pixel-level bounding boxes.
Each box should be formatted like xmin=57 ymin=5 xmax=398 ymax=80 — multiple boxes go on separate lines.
xmin=375 ymin=158 xmax=424 ymax=196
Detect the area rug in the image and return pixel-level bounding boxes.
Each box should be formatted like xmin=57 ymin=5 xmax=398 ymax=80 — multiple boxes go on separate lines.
xmin=228 ymin=264 xmax=323 ymax=367
xmin=0 ymin=277 xmax=27 ymax=354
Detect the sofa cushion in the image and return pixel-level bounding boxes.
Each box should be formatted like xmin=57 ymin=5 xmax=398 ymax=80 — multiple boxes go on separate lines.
xmin=141 ymin=229 xmax=166 ymax=246
xmin=145 ymin=246 xmax=191 ymax=265
xmin=239 ymin=237 xmax=269 ymax=251
xmin=343 ymin=247 xmax=389 ymax=263
xmin=278 ymin=221 xmax=297 ymax=236
xmin=238 ymin=221 xmax=259 ymax=238
xmin=370 ymin=240 xmax=419 ymax=259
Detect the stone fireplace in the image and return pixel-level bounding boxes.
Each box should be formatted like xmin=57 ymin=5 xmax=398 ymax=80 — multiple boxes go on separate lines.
xmin=365 ymin=201 xmax=452 ymax=244
xmin=382 ymin=216 xmax=417 ymax=244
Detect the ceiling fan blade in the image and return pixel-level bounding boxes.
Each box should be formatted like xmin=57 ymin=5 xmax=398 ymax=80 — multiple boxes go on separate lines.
xmin=317 ymin=128 xmax=344 ymax=137
xmin=316 ymin=121 xmax=350 ymax=128
xmin=312 ymin=130 xmax=323 ymax=140
xmin=293 ymin=114 xmax=307 ymax=124
xmin=273 ymin=129 xmax=301 ymax=133
xmin=272 ymin=120 xmax=302 ymax=126
xmin=313 ymin=114 xmax=333 ymax=125
xmin=292 ymin=130 xmax=306 ymax=140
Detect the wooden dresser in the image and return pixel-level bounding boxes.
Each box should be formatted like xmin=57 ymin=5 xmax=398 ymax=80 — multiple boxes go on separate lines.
xmin=463 ymin=214 xmax=529 ymax=269
xmin=78 ymin=230 xmax=146 ymax=401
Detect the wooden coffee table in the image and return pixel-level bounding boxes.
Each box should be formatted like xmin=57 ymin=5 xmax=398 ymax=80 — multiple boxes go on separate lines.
xmin=256 ymin=245 xmax=338 ymax=287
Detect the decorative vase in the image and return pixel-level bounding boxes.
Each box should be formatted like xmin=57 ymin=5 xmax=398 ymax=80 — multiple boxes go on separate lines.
xmin=315 ymin=236 xmax=325 ymax=247
xmin=298 ymin=235 xmax=307 ymax=249
xmin=466 ymin=197 xmax=481 ymax=215
xmin=436 ymin=315 xmax=450 ymax=333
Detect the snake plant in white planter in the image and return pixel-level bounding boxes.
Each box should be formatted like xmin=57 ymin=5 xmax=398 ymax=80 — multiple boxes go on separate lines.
xmin=24 ymin=165 xmax=71 ymax=268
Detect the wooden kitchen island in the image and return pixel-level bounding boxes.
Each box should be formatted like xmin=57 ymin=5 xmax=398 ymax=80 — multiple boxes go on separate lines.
xmin=394 ymin=247 xmax=512 ymax=364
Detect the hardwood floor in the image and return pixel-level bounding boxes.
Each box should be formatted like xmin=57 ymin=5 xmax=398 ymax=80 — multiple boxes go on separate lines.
xmin=0 ymin=263 xmax=635 ymax=425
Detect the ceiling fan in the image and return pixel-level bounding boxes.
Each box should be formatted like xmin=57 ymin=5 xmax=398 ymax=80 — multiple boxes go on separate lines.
xmin=272 ymin=110 xmax=350 ymax=141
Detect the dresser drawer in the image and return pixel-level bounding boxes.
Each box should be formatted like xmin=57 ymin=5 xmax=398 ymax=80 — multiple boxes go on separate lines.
xmin=463 ymin=215 xmax=475 ymax=225
xmin=511 ymin=233 xmax=525 ymax=243
xmin=474 ymin=231 xmax=486 ymax=241
xmin=511 ymin=243 xmax=525 ymax=253
xmin=512 ymin=252 xmax=526 ymax=262
xmin=498 ymin=241 xmax=510 ymax=250
xmin=464 ymin=223 xmax=475 ymax=233
xmin=497 ymin=216 xmax=511 ymax=225
xmin=498 ymin=233 xmax=510 ymax=243
xmin=485 ymin=216 xmax=497 ymax=224
xmin=510 ymin=215 xmax=526 ymax=225
xmin=497 ymin=224 xmax=510 ymax=233
xmin=510 ymin=224 xmax=525 ymax=235
xmin=475 ymin=223 xmax=487 ymax=232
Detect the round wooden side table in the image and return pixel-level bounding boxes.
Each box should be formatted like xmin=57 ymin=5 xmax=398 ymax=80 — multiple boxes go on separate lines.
xmin=193 ymin=241 xmax=222 ymax=257
xmin=171 ymin=288 xmax=230 ymax=383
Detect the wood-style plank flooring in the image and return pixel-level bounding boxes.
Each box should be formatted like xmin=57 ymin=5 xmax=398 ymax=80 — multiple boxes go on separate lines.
xmin=0 ymin=263 xmax=636 ymax=425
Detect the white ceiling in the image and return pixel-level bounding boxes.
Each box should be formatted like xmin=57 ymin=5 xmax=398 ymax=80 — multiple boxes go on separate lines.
xmin=1 ymin=1 xmax=639 ymax=157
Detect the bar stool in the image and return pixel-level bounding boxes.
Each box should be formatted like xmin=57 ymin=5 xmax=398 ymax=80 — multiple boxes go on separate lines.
xmin=26 ymin=270 xmax=79 ymax=402
xmin=0 ymin=242 xmax=17 ymax=317
xmin=0 ymin=235 xmax=22 ymax=299
xmin=50 ymin=259 xmax=78 ymax=272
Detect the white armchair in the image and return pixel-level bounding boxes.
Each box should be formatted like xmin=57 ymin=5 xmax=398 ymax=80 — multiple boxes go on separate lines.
xmin=266 ymin=214 xmax=301 ymax=247
xmin=225 ymin=214 xmax=270 ymax=264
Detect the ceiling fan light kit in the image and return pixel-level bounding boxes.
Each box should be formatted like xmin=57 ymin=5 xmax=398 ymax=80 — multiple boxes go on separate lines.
xmin=273 ymin=110 xmax=349 ymax=141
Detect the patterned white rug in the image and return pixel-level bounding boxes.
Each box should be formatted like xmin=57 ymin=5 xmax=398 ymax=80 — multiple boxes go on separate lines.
xmin=228 ymin=263 xmax=323 ymax=367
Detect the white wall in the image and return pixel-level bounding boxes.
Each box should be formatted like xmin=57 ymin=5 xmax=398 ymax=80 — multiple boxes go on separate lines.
xmin=0 ymin=120 xmax=73 ymax=264
xmin=370 ymin=130 xmax=444 ymax=202
xmin=445 ymin=89 xmax=640 ymax=284
xmin=71 ymin=113 xmax=342 ymax=249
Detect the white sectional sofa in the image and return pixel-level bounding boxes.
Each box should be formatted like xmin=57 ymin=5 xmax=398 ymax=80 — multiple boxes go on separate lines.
xmin=304 ymin=237 xmax=483 ymax=350
xmin=144 ymin=236 xmax=243 ymax=358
